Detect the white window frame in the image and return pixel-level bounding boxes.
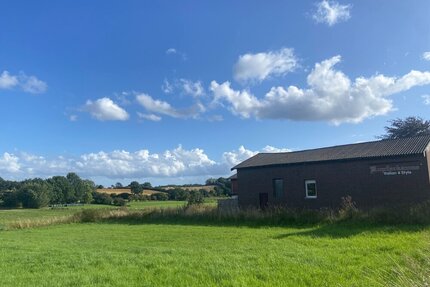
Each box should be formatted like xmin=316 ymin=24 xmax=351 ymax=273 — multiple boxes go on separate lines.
xmin=305 ymin=180 xmax=317 ymax=199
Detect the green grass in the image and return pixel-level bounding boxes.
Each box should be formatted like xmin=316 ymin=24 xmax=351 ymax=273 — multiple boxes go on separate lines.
xmin=0 ymin=204 xmax=429 ymax=286
xmin=127 ymin=200 xmax=187 ymax=209
xmin=0 ymin=222 xmax=428 ymax=286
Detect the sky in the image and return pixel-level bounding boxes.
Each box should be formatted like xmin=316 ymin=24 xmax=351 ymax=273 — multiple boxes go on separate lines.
xmin=1 ymin=0 xmax=430 ymax=186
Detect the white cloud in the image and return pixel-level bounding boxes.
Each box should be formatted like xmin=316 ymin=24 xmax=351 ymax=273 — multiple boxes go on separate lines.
xmin=162 ymin=79 xmax=174 ymax=94
xmin=162 ymin=78 xmax=205 ymax=97
xmin=136 ymin=93 xmax=205 ymax=119
xmin=69 ymin=115 xmax=78 ymax=122
xmin=261 ymin=146 xmax=291 ymax=153
xmin=0 ymin=71 xmax=18 ymax=89
xmin=0 ymin=153 xmax=21 ymax=173
xmin=313 ymin=0 xmax=352 ymax=26
xmin=84 ymin=97 xmax=129 ymax=121
xmin=0 ymin=145 xmax=290 ymax=181
xmin=179 ymin=79 xmax=205 ymax=97
xmin=233 ymin=48 xmax=298 ymax=83
xmin=137 ymin=112 xmax=162 ymax=122
xmin=166 ymin=48 xmax=177 ymax=55
xmin=212 ymin=55 xmax=430 ymax=124
xmin=20 ymin=74 xmax=48 ymax=94
xmin=422 ymin=95 xmax=430 ymax=105
xmin=423 ymin=52 xmax=430 ymax=61
xmin=165 ymin=48 xmax=187 ymax=60
xmin=0 ymin=70 xmax=47 ymax=93
xmin=222 ymin=145 xmax=291 ymax=167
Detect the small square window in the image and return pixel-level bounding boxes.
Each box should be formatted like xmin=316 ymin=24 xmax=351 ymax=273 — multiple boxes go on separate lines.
xmin=305 ymin=180 xmax=317 ymax=198
xmin=273 ymin=179 xmax=284 ymax=199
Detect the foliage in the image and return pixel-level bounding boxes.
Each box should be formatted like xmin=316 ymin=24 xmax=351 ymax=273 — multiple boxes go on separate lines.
xmin=91 ymin=191 xmax=113 ymax=205
xmin=379 ymin=116 xmax=430 ymax=139
xmin=206 ymin=177 xmax=231 ymax=196
xmin=187 ymin=190 xmax=205 ymax=206
xmin=129 ymin=181 xmax=143 ymax=194
xmin=16 ymin=181 xmax=52 ymax=208
xmin=0 ymin=173 xmax=95 ymax=208
xmin=150 ymin=192 xmax=169 ymax=201
xmin=112 ymin=197 xmax=127 ymax=206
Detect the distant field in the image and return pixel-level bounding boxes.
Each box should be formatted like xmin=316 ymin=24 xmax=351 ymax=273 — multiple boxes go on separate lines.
xmin=160 ymin=185 xmax=216 ymax=192
xmin=0 ymin=201 xmax=184 ymax=227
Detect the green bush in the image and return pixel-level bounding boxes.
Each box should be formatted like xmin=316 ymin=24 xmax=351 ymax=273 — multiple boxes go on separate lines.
xmin=150 ymin=193 xmax=169 ymax=201
xmin=91 ymin=191 xmax=113 ymax=205
xmin=113 ymin=198 xmax=127 ymax=206
xmin=187 ymin=190 xmax=205 ymax=206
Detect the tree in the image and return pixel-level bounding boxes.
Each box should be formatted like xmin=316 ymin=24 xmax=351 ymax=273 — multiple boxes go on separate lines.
xmin=129 ymin=181 xmax=143 ymax=194
xmin=379 ymin=117 xmax=430 ymax=140
xmin=115 ymin=182 xmax=123 ymax=189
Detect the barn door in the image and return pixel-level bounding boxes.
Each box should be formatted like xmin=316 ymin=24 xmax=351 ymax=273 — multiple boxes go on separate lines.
xmin=259 ymin=193 xmax=268 ymax=210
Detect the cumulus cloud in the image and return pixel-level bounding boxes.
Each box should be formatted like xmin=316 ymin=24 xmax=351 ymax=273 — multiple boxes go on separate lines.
xmin=0 ymin=71 xmax=18 ymax=89
xmin=233 ymin=48 xmax=298 ymax=83
xmin=136 ymin=93 xmax=205 ymax=119
xmin=212 ymin=55 xmax=430 ymax=124
xmin=312 ymin=0 xmax=352 ymax=26
xmin=84 ymin=97 xmax=129 ymax=121
xmin=222 ymin=145 xmax=291 ymax=167
xmin=423 ymin=52 xmax=430 ymax=61
xmin=0 ymin=70 xmax=47 ymax=93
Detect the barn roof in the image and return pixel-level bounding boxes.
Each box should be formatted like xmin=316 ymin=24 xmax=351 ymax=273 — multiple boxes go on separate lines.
xmin=232 ymin=135 xmax=430 ymax=170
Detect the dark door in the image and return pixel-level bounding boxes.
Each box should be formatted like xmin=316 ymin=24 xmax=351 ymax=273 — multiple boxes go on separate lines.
xmin=259 ymin=193 xmax=268 ymax=209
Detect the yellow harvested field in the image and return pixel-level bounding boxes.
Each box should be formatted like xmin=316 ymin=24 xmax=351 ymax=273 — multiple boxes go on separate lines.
xmin=160 ymin=185 xmax=216 ymax=192
xmin=97 ymin=188 xmax=132 ymax=194
xmin=97 ymin=188 xmax=166 ymax=195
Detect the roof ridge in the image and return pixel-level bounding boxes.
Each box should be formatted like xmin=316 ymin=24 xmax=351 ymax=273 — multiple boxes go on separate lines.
xmin=232 ymin=135 xmax=430 ymax=170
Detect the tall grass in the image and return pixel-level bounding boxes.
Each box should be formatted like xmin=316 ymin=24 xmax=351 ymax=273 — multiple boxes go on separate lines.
xmin=4 ymin=198 xmax=430 ymax=230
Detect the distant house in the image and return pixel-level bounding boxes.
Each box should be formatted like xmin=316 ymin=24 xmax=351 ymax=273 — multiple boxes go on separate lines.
xmin=231 ymin=136 xmax=430 ymax=209
xmin=229 ymin=174 xmax=238 ymax=196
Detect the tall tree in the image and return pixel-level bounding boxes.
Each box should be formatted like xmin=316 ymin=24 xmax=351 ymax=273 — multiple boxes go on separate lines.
xmin=379 ymin=117 xmax=430 ymax=140
xmin=129 ymin=181 xmax=143 ymax=194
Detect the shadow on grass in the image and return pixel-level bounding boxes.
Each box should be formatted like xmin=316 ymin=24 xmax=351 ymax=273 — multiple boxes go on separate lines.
xmin=272 ymin=222 xmax=427 ymax=239
xmin=95 ymin=214 xmax=428 ymax=239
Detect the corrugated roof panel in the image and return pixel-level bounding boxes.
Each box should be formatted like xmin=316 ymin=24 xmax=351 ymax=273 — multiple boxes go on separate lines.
xmin=232 ymin=135 xmax=430 ymax=170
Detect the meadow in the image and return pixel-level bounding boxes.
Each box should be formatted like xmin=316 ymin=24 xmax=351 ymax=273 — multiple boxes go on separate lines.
xmin=0 ymin=203 xmax=429 ymax=286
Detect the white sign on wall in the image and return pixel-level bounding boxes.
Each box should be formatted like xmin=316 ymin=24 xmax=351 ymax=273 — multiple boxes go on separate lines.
xmin=369 ymin=163 xmax=420 ymax=176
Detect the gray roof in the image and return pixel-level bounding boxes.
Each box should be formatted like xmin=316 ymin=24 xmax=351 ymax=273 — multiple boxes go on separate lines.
xmin=232 ymin=135 xmax=430 ymax=170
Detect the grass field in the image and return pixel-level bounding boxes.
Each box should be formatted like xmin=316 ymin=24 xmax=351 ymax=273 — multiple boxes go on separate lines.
xmin=0 ymin=204 xmax=429 ymax=286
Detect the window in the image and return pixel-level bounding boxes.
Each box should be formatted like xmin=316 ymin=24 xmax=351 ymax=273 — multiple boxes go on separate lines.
xmin=273 ymin=179 xmax=284 ymax=199
xmin=305 ymin=180 xmax=317 ymax=198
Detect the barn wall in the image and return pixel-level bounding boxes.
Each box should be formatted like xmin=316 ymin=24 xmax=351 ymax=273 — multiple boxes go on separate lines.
xmin=236 ymin=154 xmax=430 ymax=209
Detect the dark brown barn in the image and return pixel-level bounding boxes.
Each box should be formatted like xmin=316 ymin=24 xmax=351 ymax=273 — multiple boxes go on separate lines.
xmin=231 ymin=136 xmax=430 ymax=209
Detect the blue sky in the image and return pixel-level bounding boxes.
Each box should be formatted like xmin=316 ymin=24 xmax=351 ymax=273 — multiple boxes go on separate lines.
xmin=1 ymin=0 xmax=430 ymax=186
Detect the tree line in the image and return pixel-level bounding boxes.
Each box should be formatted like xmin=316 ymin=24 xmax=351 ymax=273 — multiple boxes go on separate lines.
xmin=0 ymin=173 xmax=94 ymax=208
xmin=0 ymin=174 xmax=233 ymax=209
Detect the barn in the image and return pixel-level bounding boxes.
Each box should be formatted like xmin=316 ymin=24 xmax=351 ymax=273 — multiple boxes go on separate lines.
xmin=231 ymin=135 xmax=430 ymax=209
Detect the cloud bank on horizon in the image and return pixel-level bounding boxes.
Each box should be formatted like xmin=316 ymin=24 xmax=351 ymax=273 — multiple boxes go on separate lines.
xmin=0 ymin=145 xmax=290 ymax=183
